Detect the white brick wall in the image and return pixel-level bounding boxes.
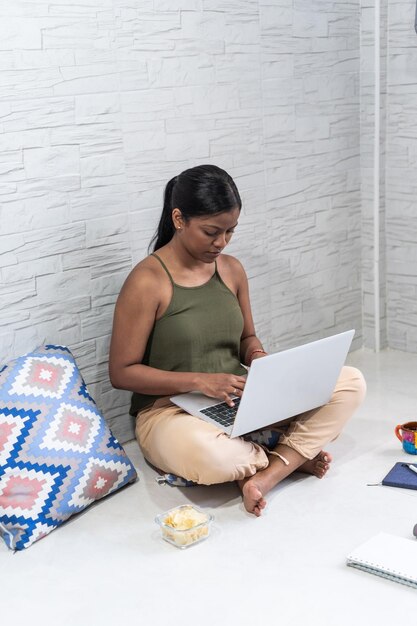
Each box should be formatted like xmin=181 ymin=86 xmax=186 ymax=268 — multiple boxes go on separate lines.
xmin=386 ymin=0 xmax=417 ymax=352
xmin=360 ymin=0 xmax=417 ymax=353
xmin=0 ymin=1 xmax=363 ymax=442
xmin=360 ymin=0 xmax=388 ymax=351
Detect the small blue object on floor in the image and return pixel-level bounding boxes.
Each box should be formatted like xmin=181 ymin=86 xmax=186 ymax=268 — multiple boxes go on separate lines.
xmin=381 ymin=462 xmax=417 ymax=491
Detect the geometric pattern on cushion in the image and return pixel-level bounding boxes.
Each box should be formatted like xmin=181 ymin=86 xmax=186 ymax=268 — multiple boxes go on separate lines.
xmin=244 ymin=428 xmax=280 ymax=450
xmin=0 ymin=345 xmax=137 ymax=551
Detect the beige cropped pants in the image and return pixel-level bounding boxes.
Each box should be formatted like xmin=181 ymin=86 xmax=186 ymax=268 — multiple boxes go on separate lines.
xmin=135 ymin=365 xmax=366 ymax=485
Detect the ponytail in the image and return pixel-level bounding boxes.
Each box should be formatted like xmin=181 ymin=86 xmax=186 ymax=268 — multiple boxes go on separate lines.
xmin=149 ymin=177 xmax=177 ymax=252
xmin=149 ymin=165 xmax=241 ymax=253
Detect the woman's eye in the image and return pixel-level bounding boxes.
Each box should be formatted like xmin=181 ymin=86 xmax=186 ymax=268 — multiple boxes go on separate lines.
xmin=203 ymin=229 xmax=235 ymax=237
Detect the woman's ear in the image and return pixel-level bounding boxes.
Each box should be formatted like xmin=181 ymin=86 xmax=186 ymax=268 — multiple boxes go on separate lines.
xmin=172 ymin=208 xmax=184 ymax=231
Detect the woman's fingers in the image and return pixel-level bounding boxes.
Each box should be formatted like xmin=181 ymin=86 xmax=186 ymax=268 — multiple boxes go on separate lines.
xmin=224 ymin=377 xmax=245 ymax=403
xmin=200 ymin=373 xmax=246 ymax=405
xmin=226 ymin=378 xmax=246 ymax=406
xmin=232 ymin=377 xmax=246 ymax=394
xmin=224 ymin=392 xmax=235 ymax=407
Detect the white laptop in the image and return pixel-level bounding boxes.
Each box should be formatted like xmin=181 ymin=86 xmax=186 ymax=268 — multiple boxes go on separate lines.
xmin=170 ymin=329 xmax=354 ymax=438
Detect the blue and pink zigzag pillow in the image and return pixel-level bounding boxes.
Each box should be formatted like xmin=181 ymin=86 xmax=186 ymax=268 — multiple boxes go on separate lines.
xmin=0 ymin=344 xmax=137 ymax=551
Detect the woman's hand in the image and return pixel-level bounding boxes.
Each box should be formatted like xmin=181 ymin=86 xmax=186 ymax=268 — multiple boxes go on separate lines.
xmin=195 ymin=373 xmax=247 ymax=407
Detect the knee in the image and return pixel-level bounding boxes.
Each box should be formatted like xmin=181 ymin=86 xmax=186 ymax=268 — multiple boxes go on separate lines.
xmin=182 ymin=434 xmax=239 ymax=485
xmin=179 ymin=430 xmax=266 ymax=485
xmin=340 ymin=366 xmax=367 ymax=407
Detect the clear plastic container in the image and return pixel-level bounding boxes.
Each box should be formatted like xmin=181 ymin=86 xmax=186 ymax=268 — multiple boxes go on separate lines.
xmin=155 ymin=504 xmax=214 ymax=549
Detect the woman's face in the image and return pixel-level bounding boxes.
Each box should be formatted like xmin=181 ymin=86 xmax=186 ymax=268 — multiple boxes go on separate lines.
xmin=176 ymin=207 xmax=240 ymax=263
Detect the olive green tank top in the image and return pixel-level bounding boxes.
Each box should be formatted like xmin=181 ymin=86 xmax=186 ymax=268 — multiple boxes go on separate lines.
xmin=130 ymin=253 xmax=247 ymax=416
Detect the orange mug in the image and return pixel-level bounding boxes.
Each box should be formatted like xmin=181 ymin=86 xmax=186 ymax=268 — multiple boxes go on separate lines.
xmin=395 ymin=421 xmax=417 ymax=455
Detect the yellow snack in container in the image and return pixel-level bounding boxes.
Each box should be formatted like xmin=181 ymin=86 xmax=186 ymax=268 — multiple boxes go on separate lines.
xmin=155 ymin=505 xmax=214 ymax=549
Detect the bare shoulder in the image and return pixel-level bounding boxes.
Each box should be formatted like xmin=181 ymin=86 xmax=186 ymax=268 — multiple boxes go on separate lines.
xmin=216 ymin=253 xmax=248 ymax=294
xmin=118 ymin=255 xmax=167 ymax=306
xmin=217 ymin=253 xmax=247 ymax=277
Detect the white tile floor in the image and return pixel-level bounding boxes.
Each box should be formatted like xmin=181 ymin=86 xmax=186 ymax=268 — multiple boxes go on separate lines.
xmin=3 ymin=348 xmax=417 ymax=625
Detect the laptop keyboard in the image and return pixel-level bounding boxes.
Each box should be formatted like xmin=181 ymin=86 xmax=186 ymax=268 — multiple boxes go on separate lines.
xmin=200 ymin=397 xmax=241 ymax=427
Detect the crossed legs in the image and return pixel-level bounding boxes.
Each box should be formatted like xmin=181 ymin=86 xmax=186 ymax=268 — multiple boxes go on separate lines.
xmin=238 ymin=365 xmax=366 ymax=515
xmin=238 ymin=446 xmax=332 ymax=516
xmin=136 ymin=366 xmax=366 ymax=516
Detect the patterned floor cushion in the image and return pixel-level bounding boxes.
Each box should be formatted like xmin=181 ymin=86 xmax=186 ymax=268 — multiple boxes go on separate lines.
xmin=0 ymin=344 xmax=137 ymax=551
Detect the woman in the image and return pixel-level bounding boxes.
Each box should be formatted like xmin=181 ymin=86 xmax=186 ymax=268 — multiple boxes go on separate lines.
xmin=109 ymin=164 xmax=366 ymax=516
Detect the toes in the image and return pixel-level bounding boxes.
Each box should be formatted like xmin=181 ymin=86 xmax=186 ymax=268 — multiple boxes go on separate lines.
xmin=254 ymin=499 xmax=266 ymax=516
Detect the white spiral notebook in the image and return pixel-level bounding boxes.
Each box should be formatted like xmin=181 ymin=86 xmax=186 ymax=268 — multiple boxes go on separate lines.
xmin=346 ymin=532 xmax=417 ymax=589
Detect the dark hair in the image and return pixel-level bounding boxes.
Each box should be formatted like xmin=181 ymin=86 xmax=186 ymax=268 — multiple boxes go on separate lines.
xmin=149 ymin=164 xmax=242 ymax=252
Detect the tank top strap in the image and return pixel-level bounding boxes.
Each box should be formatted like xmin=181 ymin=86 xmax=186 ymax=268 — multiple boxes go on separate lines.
xmin=213 ymin=260 xmax=228 ymax=288
xmin=151 ymin=253 xmax=174 ymax=285
xmin=213 ymin=260 xmax=222 ymax=282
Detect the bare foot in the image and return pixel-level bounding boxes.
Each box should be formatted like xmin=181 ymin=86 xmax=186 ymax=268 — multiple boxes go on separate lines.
xmin=241 ymin=479 xmax=267 ymax=517
xmin=297 ymin=451 xmax=332 ymax=478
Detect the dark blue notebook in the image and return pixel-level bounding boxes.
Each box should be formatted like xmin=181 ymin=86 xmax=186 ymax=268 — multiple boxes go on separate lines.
xmin=382 ymin=462 xmax=417 ymax=491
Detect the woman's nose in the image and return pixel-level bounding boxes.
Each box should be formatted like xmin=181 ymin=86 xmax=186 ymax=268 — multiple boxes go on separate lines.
xmin=213 ymin=233 xmax=227 ymax=248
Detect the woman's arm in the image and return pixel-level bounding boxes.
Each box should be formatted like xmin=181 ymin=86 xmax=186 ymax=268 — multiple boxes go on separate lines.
xmin=220 ymin=255 xmax=267 ymax=366
xmin=109 ymin=263 xmax=198 ymax=394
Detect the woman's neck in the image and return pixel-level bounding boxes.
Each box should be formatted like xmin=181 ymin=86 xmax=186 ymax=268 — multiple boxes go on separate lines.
xmin=156 ymin=238 xmax=216 ymax=284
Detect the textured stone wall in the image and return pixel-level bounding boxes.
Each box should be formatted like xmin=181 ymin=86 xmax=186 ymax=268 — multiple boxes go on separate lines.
xmin=256 ymin=0 xmax=362 ymax=353
xmin=360 ymin=0 xmax=388 ymax=350
xmin=0 ymin=1 xmax=362 ymax=442
xmin=386 ymin=0 xmax=417 ymax=351
xmin=360 ymin=0 xmax=417 ymax=353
